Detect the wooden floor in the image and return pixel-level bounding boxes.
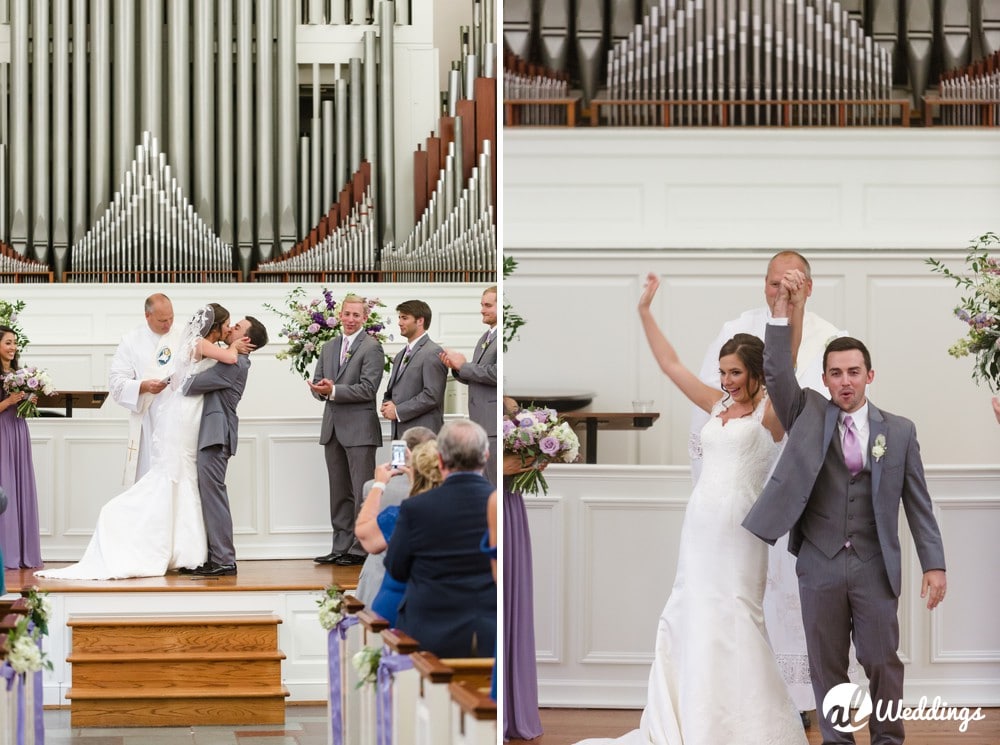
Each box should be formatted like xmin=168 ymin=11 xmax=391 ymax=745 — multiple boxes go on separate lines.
xmin=511 ymin=707 xmax=1000 ymax=744
xmin=5 ymin=559 xmax=361 ymax=593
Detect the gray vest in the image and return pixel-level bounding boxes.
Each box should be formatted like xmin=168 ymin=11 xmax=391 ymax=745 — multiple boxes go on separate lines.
xmin=799 ymin=432 xmax=880 ymax=562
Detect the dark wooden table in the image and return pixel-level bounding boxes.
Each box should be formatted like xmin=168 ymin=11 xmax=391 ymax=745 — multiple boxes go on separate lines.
xmin=561 ymin=411 xmax=661 ymax=464
xmin=36 ymin=390 xmax=109 ymax=417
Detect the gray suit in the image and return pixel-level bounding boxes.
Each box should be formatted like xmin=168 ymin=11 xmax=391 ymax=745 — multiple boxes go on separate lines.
xmin=186 ymin=356 xmax=251 ymax=566
xmin=313 ymin=333 xmax=385 ymax=556
xmin=383 ymin=335 xmax=448 ymax=439
xmin=743 ymin=324 xmax=945 ymax=745
xmin=452 ymin=329 xmax=498 ymax=484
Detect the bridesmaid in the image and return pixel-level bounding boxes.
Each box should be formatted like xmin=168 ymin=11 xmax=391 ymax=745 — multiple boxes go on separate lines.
xmin=503 ymin=396 xmax=544 ymax=741
xmin=0 ymin=325 xmax=43 ymax=569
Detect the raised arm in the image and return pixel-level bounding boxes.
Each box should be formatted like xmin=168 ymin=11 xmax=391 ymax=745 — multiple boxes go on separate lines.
xmin=764 ymin=271 xmax=809 ymax=430
xmin=197 ymin=336 xmax=252 ymax=366
xmin=638 ymin=272 xmax=721 ymax=413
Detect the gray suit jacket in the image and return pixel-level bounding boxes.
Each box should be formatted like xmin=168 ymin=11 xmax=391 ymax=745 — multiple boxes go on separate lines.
xmin=383 ymin=335 xmax=448 ymax=438
xmin=452 ymin=329 xmax=497 ymax=437
xmin=742 ymin=323 xmax=946 ymax=597
xmin=186 ymin=356 xmax=250 ymax=454
xmin=312 ymin=333 xmax=384 ymax=448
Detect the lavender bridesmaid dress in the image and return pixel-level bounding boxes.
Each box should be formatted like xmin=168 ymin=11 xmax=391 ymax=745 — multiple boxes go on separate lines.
xmin=504 ymin=480 xmax=543 ymax=740
xmin=0 ymin=394 xmax=42 ymax=569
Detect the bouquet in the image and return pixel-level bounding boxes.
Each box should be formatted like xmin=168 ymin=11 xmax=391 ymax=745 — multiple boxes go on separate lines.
xmin=503 ymin=406 xmax=580 ymax=496
xmin=265 ymin=287 xmax=393 ymax=379
xmin=2 ymin=365 xmax=56 ymax=418
xmin=927 ymin=232 xmax=1000 ymax=391
xmin=316 ymin=584 xmax=345 ymax=631
xmin=23 ymin=587 xmax=52 ymax=637
xmin=5 ymin=616 xmax=52 ymax=675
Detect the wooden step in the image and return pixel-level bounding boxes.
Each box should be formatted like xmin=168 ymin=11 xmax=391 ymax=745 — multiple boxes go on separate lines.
xmin=68 ymin=652 xmax=285 ymax=689
xmin=66 ymin=688 xmax=289 ymax=727
xmin=66 ymin=612 xmax=288 ymax=727
xmin=68 ymin=613 xmax=281 ymax=654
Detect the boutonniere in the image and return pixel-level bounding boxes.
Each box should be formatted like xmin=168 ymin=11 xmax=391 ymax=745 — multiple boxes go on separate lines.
xmin=343 ymin=352 xmax=352 ymax=362
xmin=872 ymin=434 xmax=887 ymax=462
xmin=402 ymin=353 xmax=411 ymax=365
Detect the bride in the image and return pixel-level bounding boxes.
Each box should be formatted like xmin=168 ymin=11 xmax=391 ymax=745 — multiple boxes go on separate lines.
xmin=576 ymin=273 xmax=807 ymax=745
xmin=36 ymin=304 xmax=251 ymax=580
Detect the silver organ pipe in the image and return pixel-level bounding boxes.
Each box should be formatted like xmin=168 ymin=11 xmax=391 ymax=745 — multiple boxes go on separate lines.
xmin=2 ymin=0 xmax=495 ymax=281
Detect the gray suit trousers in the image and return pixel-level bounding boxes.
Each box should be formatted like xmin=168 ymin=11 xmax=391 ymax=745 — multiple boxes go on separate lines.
xmin=197 ymin=444 xmax=236 ymax=566
xmin=324 ymin=438 xmax=376 ymax=556
xmin=797 ymin=538 xmax=904 ymax=745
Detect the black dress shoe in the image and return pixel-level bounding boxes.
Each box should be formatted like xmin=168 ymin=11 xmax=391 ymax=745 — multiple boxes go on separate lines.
xmin=314 ymin=551 xmax=343 ymax=564
xmin=192 ymin=562 xmax=237 ymax=576
xmin=178 ymin=564 xmax=207 ymax=575
xmin=333 ymin=553 xmax=366 ymax=566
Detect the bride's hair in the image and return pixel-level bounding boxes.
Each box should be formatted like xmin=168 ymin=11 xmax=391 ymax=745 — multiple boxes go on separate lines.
xmin=199 ymin=303 xmax=231 ymax=338
xmin=718 ymin=333 xmax=765 ymax=401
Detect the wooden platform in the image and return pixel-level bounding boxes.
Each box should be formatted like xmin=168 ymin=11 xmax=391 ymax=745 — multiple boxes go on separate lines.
xmin=5 ymin=559 xmax=361 ymax=594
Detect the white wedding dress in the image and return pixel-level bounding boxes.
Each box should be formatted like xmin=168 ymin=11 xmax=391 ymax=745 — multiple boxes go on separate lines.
xmin=36 ymin=357 xmax=212 ymax=580
xmin=577 ymin=399 xmax=807 ymax=745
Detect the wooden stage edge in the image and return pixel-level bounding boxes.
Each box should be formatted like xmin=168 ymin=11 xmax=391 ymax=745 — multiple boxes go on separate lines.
xmin=4 ymin=559 xmax=361 ymax=594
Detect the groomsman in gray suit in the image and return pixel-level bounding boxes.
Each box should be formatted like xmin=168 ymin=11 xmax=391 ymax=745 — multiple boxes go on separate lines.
xmin=308 ymin=294 xmax=386 ymax=566
xmin=381 ymin=299 xmax=448 ymax=439
xmin=743 ymin=270 xmax=946 ymax=745
xmin=185 ymin=316 xmax=269 ymax=577
xmin=441 ymin=286 xmax=498 ymax=484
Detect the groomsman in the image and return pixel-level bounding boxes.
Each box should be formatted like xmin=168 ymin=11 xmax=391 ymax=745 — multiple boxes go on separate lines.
xmin=308 ymin=294 xmax=385 ymax=566
xmin=441 ymin=286 xmax=498 ymax=484
xmin=108 ymin=292 xmax=181 ymax=486
xmin=381 ymin=299 xmax=448 ymax=439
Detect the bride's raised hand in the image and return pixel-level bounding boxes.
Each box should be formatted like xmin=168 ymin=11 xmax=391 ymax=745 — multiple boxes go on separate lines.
xmin=231 ymin=336 xmax=255 ymax=355
xmin=638 ymin=272 xmax=660 ymax=312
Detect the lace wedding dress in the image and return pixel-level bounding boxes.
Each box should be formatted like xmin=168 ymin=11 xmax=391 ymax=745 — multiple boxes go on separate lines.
xmin=36 ymin=315 xmax=214 ymax=580
xmin=577 ymin=399 xmax=807 ymax=745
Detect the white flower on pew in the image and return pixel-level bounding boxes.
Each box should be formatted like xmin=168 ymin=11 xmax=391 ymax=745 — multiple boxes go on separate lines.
xmin=352 ymin=645 xmax=382 ymax=688
xmin=6 ymin=617 xmax=51 ymax=675
xmin=316 ymin=584 xmax=346 ymax=630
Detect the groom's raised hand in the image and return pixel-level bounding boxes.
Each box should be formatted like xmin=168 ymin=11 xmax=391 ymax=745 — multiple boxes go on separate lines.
xmin=308 ymin=378 xmax=334 ymax=397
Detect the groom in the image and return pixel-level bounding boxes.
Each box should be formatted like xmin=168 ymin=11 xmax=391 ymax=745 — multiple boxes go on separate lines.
xmin=185 ymin=316 xmax=269 ymax=577
xmin=743 ymin=271 xmax=946 ymax=745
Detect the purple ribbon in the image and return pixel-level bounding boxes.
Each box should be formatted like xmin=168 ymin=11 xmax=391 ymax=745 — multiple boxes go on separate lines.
xmin=376 ymin=648 xmax=415 ymax=745
xmin=33 ymin=638 xmax=44 ymax=744
xmin=328 ymin=616 xmax=360 ymax=745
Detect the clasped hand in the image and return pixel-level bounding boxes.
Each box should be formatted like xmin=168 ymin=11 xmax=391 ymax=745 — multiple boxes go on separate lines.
xmin=307 ymin=378 xmax=334 ymax=397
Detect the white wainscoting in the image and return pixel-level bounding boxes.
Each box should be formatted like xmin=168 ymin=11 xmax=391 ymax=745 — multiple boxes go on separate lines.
xmin=1 ymin=282 xmax=491 ymax=560
xmin=525 ymin=465 xmax=1000 ymax=708
xmin=503 ymin=129 xmax=1000 ymax=251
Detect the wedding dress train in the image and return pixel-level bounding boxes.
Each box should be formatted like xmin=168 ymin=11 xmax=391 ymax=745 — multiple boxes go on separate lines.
xmin=577 ymin=399 xmax=807 ymax=745
xmin=36 ymin=360 xmax=212 ymax=580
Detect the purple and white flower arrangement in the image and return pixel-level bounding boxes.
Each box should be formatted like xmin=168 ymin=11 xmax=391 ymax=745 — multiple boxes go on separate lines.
xmin=265 ymin=286 xmax=393 ymax=379
xmin=2 ymin=366 xmax=55 ymax=418
xmin=503 ymin=406 xmax=580 ymax=495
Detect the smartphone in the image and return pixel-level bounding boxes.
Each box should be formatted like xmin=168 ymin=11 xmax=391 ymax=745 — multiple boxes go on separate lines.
xmin=390 ymin=440 xmax=407 ymax=468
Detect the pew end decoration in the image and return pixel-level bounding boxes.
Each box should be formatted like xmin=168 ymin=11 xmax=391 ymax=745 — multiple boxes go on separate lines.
xmin=265 ymin=286 xmax=393 ymax=379
xmin=0 ymin=299 xmax=29 ymax=352
xmin=503 ymin=406 xmax=581 ymax=496
xmin=352 ymin=645 xmax=382 ymax=689
xmin=927 ymin=232 xmax=1000 ymax=391
xmin=316 ymin=584 xmax=346 ymax=630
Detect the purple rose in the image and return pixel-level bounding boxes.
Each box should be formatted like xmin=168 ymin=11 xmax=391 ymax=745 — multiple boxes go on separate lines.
xmin=539 ymin=436 xmax=560 ymax=456
xmin=326 ymin=317 xmax=338 ymax=328
xmin=307 ymin=323 xmax=321 ymax=334
xmin=27 ymin=378 xmax=39 ymax=389
xmin=503 ymin=420 xmax=516 ymax=437
xmin=534 ymin=409 xmax=550 ymax=423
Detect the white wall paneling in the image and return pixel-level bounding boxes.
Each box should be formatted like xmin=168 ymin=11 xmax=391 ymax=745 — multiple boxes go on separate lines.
xmin=2 ymin=282 xmax=490 ymax=561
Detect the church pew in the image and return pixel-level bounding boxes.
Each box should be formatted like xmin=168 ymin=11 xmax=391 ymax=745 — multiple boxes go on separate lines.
xmin=355 ymin=609 xmax=390 ymax=745
xmin=379 ymin=628 xmax=421 ymax=745
xmin=329 ymin=595 xmax=366 ymax=745
xmin=411 ymin=652 xmax=494 ymax=745
xmin=448 ymin=679 xmax=496 ymax=745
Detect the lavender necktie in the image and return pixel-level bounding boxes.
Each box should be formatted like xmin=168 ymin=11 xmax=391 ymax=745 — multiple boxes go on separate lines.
xmin=339 ymin=337 xmax=351 ymax=365
xmin=842 ymin=415 xmax=863 ymax=476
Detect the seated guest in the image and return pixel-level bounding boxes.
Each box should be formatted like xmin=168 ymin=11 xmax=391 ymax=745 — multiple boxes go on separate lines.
xmin=352 ymin=426 xmax=437 ymax=606
xmin=363 ymin=441 xmax=443 ymax=624
xmin=384 ymin=419 xmax=496 ymax=658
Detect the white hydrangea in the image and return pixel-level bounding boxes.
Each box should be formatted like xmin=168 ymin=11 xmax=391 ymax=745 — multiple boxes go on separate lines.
xmin=9 ymin=635 xmax=42 ymax=674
